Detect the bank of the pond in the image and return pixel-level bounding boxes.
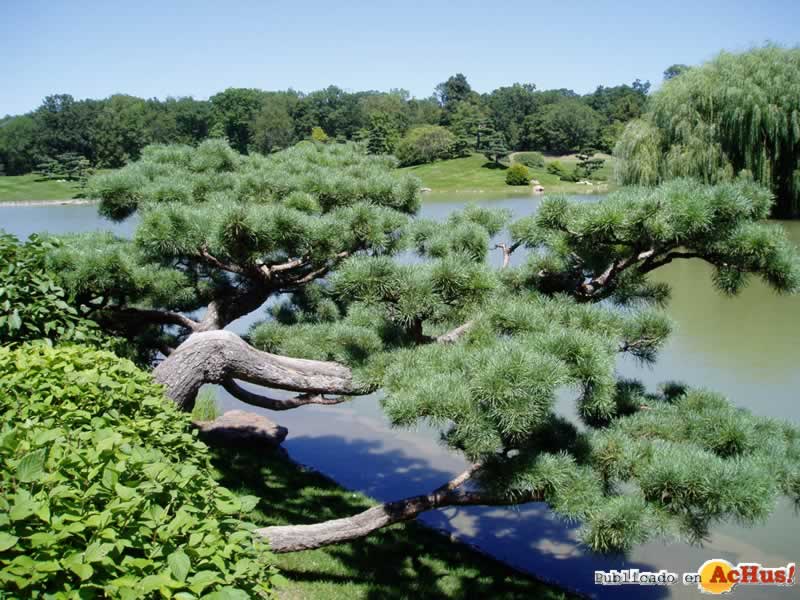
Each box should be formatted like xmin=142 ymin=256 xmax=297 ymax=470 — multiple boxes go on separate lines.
xmin=212 ymin=446 xmax=577 ymax=600
xmin=0 ymin=198 xmax=95 ymax=206
xmin=0 ymin=173 xmax=85 ymax=202
xmin=401 ymin=153 xmax=615 ymax=195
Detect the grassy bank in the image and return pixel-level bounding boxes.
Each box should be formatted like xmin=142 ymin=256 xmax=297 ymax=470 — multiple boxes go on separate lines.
xmin=0 ymin=174 xmax=84 ymax=202
xmin=400 ymin=153 xmax=614 ymax=196
xmin=211 ymin=446 xmax=577 ymax=600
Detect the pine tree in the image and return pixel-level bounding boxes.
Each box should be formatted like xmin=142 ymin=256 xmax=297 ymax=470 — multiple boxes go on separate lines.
xmin=575 ymin=147 xmax=605 ymax=179
xmin=366 ymin=112 xmax=398 ymax=155
xmin=48 ymin=139 xmax=800 ymax=554
xmin=480 ymin=128 xmax=510 ymax=165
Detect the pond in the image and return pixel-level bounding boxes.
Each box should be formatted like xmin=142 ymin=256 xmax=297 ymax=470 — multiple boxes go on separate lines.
xmin=2 ymin=197 xmax=799 ymax=599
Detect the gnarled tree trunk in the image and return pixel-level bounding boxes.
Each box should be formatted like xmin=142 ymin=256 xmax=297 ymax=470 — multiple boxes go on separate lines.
xmin=152 ymin=330 xmax=364 ymax=411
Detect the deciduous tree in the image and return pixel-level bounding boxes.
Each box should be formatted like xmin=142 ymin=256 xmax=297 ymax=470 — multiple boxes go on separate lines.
xmin=615 ymin=46 xmax=800 ymax=217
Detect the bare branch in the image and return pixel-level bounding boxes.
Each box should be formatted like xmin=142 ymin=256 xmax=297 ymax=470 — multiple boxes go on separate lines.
xmin=433 ymin=463 xmax=482 ymax=494
xmin=108 ymin=307 xmax=201 ymax=332
xmin=579 ymin=248 xmax=656 ymax=299
xmin=261 ymin=255 xmax=310 ymax=277
xmin=198 ymin=246 xmax=247 ymax=276
xmin=256 ymin=482 xmax=541 ymax=553
xmin=222 ymin=378 xmax=349 ymax=411
xmin=436 ymin=321 xmax=475 ymax=344
xmin=493 ymin=242 xmax=520 ymax=269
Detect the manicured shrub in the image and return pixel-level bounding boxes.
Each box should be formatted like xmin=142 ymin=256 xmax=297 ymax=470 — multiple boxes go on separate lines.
xmin=513 ymin=152 xmax=545 ymax=169
xmin=0 ymin=343 xmax=280 ymax=598
xmin=545 ymin=160 xmax=566 ymax=177
xmin=560 ymin=169 xmax=580 ymax=182
xmin=505 ymin=163 xmax=530 ymax=186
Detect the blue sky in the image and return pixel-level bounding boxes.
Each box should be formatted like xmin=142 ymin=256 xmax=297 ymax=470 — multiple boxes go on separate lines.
xmin=2 ymin=0 xmax=798 ymax=116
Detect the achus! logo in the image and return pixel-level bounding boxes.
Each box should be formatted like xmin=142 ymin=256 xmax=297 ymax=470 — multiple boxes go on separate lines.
xmin=697 ymin=559 xmax=795 ymax=594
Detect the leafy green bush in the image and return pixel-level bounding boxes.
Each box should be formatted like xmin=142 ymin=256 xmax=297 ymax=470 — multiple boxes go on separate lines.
xmin=505 ymin=163 xmax=530 ymax=186
xmin=0 ymin=233 xmax=102 ymax=346
xmin=395 ymin=126 xmax=459 ymax=166
xmin=545 ymin=160 xmax=565 ymax=177
xmin=0 ymin=343 xmax=279 ymax=598
xmin=560 ymin=169 xmax=580 ymax=182
xmin=513 ymin=152 xmax=545 ymax=169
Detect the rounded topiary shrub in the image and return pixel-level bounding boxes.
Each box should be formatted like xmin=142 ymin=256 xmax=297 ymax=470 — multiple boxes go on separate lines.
xmin=0 ymin=343 xmax=279 ymax=599
xmin=505 ymin=163 xmax=531 ymax=186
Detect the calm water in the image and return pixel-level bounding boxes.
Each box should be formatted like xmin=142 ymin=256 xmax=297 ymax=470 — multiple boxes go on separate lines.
xmin=2 ymin=198 xmax=798 ymax=599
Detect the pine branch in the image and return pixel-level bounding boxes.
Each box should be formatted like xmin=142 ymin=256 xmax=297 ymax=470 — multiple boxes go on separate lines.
xmin=198 ymin=246 xmax=248 ymax=276
xmin=222 ymin=378 xmax=349 ymax=411
xmin=106 ymin=307 xmax=201 ymax=332
xmin=256 ymin=479 xmax=541 ymax=553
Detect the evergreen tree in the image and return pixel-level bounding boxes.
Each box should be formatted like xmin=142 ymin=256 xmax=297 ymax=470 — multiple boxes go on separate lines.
xmin=575 ymin=147 xmax=605 ymax=179
xmin=366 ymin=112 xmax=399 ymax=155
xmin=34 ymin=157 xmax=62 ymax=180
xmin=44 ymin=140 xmax=800 ymax=555
xmin=480 ymin=128 xmax=510 ymax=165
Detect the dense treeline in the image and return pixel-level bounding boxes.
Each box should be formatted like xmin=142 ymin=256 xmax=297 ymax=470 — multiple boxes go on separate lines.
xmin=0 ymin=74 xmax=649 ymax=175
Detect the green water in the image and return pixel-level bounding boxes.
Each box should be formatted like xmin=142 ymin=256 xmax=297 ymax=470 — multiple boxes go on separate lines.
xmin=2 ymin=198 xmax=798 ymax=599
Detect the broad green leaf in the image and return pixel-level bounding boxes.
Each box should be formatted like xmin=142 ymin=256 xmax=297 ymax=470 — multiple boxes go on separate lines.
xmin=237 ymin=495 xmax=259 ymax=513
xmin=188 ymin=570 xmax=221 ymax=594
xmin=214 ymin=499 xmax=240 ymax=515
xmin=203 ymin=587 xmax=250 ymax=600
xmin=62 ymin=553 xmax=93 ymax=580
xmin=8 ymin=310 xmax=21 ymax=331
xmin=9 ymin=490 xmax=37 ymax=521
xmin=168 ymin=549 xmax=191 ymax=582
xmin=17 ymin=448 xmax=47 ymax=482
xmin=84 ymin=541 xmax=114 ymax=563
xmin=28 ymin=531 xmax=60 ymax=547
xmin=114 ymin=483 xmax=136 ymax=501
xmin=0 ymin=532 xmax=19 ymax=551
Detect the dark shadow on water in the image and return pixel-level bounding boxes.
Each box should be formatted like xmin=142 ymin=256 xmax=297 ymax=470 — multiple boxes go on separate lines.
xmin=212 ymin=433 xmax=670 ymax=599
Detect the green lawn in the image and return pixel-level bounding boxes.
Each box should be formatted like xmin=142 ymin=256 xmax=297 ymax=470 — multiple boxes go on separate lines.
xmin=400 ymin=153 xmax=615 ymax=196
xmin=0 ymin=174 xmax=83 ymax=202
xmin=540 ymin=151 xmax=616 ymax=181
xmin=211 ymin=446 xmax=577 ymax=600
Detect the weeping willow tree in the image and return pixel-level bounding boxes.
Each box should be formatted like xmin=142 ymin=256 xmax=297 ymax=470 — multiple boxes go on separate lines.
xmin=42 ymin=139 xmax=800 ymax=554
xmin=615 ymin=45 xmax=800 ymax=217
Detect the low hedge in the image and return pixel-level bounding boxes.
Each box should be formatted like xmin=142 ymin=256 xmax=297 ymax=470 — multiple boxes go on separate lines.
xmin=0 ymin=343 xmax=280 ymax=599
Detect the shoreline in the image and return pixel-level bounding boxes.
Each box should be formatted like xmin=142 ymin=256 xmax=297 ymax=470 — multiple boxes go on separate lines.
xmin=0 ymin=198 xmax=97 ymax=207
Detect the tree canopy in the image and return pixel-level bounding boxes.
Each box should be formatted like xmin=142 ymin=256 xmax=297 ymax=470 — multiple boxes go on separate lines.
xmin=0 ymin=74 xmax=650 ymax=175
xmin=523 ymin=100 xmax=602 ymax=154
xmin=40 ymin=139 xmax=800 ymax=555
xmin=614 ymin=45 xmax=800 ymax=217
